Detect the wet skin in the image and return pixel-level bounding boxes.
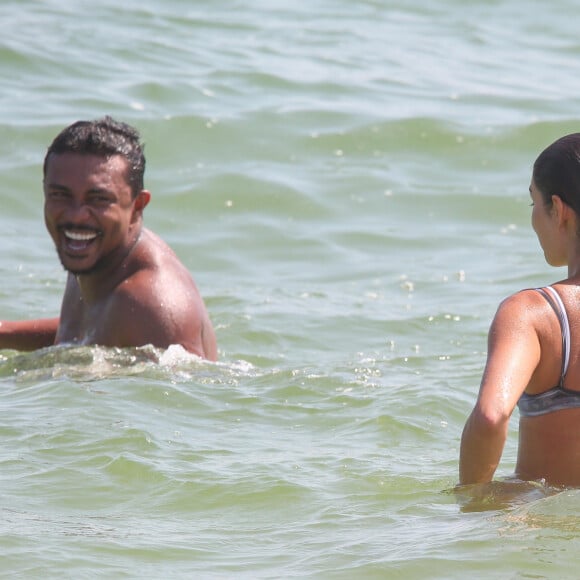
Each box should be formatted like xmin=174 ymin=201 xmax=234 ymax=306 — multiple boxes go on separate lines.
xmin=41 ymin=152 xmax=217 ymax=360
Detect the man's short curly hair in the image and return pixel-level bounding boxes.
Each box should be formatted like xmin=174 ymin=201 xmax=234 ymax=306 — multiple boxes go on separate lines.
xmin=43 ymin=116 xmax=146 ymax=198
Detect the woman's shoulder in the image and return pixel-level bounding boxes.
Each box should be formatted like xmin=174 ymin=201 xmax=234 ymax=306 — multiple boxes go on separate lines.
xmin=499 ymin=287 xmax=548 ymax=310
xmin=491 ymin=288 xmax=555 ymax=332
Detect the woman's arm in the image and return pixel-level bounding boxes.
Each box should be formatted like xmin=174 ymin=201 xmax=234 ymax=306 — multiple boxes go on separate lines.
xmin=0 ymin=318 xmax=59 ymax=351
xmin=459 ymin=292 xmax=543 ymax=484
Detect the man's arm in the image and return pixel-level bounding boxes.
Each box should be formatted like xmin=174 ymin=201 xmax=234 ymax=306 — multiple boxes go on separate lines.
xmin=0 ymin=318 xmax=59 ymax=351
xmin=459 ymin=293 xmax=542 ymax=484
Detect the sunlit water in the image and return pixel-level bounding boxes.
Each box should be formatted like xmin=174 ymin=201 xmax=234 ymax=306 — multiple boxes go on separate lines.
xmin=2 ymin=0 xmax=580 ymax=577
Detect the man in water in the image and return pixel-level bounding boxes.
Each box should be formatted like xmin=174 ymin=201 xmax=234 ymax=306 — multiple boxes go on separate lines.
xmin=0 ymin=117 xmax=217 ymax=360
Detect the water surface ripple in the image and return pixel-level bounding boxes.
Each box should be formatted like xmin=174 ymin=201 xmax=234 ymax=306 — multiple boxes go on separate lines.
xmin=1 ymin=0 xmax=580 ymax=577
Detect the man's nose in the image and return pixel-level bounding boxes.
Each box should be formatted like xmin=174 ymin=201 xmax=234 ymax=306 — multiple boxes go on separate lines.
xmin=63 ymin=200 xmax=93 ymax=222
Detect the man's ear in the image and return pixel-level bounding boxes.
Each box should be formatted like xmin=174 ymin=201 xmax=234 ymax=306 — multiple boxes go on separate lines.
xmin=133 ymin=190 xmax=151 ymax=214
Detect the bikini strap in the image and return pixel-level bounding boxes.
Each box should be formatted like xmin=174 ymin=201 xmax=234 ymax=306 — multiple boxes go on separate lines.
xmin=535 ymin=286 xmax=570 ymax=384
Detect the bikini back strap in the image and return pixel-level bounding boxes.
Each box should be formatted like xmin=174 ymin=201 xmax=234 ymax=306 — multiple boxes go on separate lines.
xmin=536 ymin=286 xmax=570 ymax=382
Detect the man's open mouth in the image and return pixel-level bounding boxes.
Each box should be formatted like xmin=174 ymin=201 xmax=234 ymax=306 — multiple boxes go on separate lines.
xmin=62 ymin=228 xmax=100 ymax=252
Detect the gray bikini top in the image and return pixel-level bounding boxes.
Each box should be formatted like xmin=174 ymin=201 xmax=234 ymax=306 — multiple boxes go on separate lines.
xmin=517 ymin=286 xmax=578 ymax=418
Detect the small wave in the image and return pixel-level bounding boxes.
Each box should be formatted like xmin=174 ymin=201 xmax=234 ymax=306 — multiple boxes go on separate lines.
xmin=0 ymin=344 xmax=264 ymax=389
xmin=451 ymin=478 xmax=562 ymax=513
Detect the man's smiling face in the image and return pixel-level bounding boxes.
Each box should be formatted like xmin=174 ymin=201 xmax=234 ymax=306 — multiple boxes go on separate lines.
xmin=43 ymin=152 xmax=138 ymax=276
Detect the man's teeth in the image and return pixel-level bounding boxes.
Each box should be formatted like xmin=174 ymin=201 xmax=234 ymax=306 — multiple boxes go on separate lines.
xmin=65 ymin=230 xmax=98 ymax=241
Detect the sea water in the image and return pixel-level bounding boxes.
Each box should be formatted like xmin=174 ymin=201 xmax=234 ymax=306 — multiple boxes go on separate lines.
xmin=2 ymin=0 xmax=580 ymax=577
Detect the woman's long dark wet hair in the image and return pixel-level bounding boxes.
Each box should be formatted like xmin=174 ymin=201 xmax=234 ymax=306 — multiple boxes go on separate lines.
xmin=533 ymin=133 xmax=580 ymax=215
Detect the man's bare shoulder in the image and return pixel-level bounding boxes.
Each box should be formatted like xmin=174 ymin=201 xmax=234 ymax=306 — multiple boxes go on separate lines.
xmin=124 ymin=229 xmax=203 ymax=304
xmin=104 ymin=229 xmax=212 ymax=356
xmin=134 ymin=229 xmax=193 ymax=276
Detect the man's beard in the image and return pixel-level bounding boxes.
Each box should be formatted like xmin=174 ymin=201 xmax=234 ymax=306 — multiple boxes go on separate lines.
xmin=56 ymin=249 xmax=108 ymax=276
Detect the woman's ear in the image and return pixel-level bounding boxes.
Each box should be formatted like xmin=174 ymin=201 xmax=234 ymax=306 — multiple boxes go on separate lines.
xmin=551 ymin=194 xmax=574 ymax=230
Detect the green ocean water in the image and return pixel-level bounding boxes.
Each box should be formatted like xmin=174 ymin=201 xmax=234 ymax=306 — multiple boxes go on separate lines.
xmin=2 ymin=0 xmax=580 ymax=577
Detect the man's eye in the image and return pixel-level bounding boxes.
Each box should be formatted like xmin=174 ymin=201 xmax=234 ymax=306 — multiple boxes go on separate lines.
xmin=90 ymin=195 xmax=112 ymax=204
xmin=48 ymin=191 xmax=68 ymax=200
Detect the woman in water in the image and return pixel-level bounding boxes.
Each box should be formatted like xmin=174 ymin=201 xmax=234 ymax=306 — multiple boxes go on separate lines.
xmin=460 ymin=133 xmax=580 ymax=487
